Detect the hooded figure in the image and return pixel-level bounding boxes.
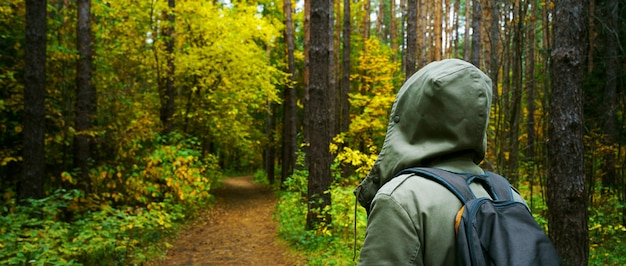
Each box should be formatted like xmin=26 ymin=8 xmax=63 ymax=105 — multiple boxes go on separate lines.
xmin=356 ymin=59 xmax=526 ymax=265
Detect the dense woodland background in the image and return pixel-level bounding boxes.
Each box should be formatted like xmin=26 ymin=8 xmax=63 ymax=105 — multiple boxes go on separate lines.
xmin=1 ymin=0 xmax=625 ymax=264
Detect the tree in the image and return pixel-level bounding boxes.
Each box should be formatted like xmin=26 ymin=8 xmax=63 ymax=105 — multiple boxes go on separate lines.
xmin=75 ymin=0 xmax=94 ymax=193
xmin=341 ymin=0 xmax=351 ymax=133
xmin=404 ymin=0 xmax=417 ymax=79
xmin=433 ymin=0 xmax=442 ymax=61
xmin=600 ymin=0 xmax=619 ymax=189
xmin=21 ymin=0 xmax=47 ymax=200
xmin=306 ymin=0 xmax=333 ymax=230
xmin=470 ymin=0 xmax=481 ymax=66
xmin=548 ymin=0 xmax=589 ymax=264
xmin=159 ymin=0 xmax=175 ymax=134
xmin=282 ymin=0 xmax=297 ymax=183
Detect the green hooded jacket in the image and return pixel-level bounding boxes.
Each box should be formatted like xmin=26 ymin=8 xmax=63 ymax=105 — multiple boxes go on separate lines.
xmin=356 ymin=59 xmax=526 ymax=265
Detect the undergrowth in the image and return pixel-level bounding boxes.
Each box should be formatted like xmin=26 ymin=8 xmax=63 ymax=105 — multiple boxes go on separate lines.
xmin=276 ymin=155 xmax=626 ymax=265
xmin=0 ymin=132 xmax=222 ymax=265
xmin=275 ymin=156 xmax=368 ymax=265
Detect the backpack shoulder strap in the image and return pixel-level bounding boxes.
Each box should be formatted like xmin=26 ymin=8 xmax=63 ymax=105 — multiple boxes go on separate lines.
xmin=395 ymin=167 xmax=475 ymax=204
xmin=478 ymin=171 xmax=516 ymax=201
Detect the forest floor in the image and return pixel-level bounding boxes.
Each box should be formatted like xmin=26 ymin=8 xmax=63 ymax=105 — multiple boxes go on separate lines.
xmin=155 ymin=176 xmax=305 ymax=266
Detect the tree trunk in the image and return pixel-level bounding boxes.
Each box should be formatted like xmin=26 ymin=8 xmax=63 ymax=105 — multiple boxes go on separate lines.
xmin=453 ymin=0 xmax=460 ymax=58
xmin=470 ymin=0 xmax=481 ymax=67
xmin=75 ymin=0 xmax=94 ymax=194
xmin=390 ymin=0 xmax=398 ymax=60
xmin=488 ymin=0 xmax=500 ymax=102
xmin=415 ymin=0 xmax=432 ymax=66
xmin=376 ymin=1 xmax=384 ymax=40
xmin=307 ymin=0 xmax=333 ymax=230
xmin=405 ymin=0 xmax=417 ymax=79
xmin=282 ymin=0 xmax=297 ymax=183
xmin=159 ymin=0 xmax=176 ymax=134
xmin=341 ymin=0 xmax=351 ymax=133
xmin=21 ymin=0 xmax=47 ymax=200
xmin=303 ymin=0 xmax=310 ymax=157
xmin=463 ymin=0 xmax=471 ymax=61
xmin=525 ymin=1 xmax=537 ymax=160
xmin=600 ymin=0 xmax=618 ymax=190
xmin=265 ymin=100 xmax=276 ymax=184
xmin=508 ymin=0 xmax=524 ymax=185
xmin=548 ymin=0 xmax=589 ymax=264
xmin=433 ymin=0 xmax=442 ymax=61
xmin=362 ymin=0 xmax=370 ymax=41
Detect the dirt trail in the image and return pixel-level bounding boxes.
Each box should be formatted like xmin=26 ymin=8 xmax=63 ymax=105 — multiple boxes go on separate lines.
xmin=158 ymin=176 xmax=304 ymax=266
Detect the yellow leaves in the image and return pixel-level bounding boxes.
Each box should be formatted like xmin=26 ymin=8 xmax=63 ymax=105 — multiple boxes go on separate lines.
xmin=539 ymin=1 xmax=556 ymax=9
xmin=61 ymin=171 xmax=76 ymax=185
xmin=1 ymin=156 xmax=20 ymax=166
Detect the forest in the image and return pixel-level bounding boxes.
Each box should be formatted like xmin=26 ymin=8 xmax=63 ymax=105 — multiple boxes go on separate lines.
xmin=0 ymin=0 xmax=624 ymax=265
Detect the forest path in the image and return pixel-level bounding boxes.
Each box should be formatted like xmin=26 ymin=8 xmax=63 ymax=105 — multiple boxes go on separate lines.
xmin=157 ymin=176 xmax=304 ymax=265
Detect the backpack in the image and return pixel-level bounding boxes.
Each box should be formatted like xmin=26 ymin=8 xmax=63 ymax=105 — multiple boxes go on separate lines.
xmin=396 ymin=167 xmax=561 ymax=266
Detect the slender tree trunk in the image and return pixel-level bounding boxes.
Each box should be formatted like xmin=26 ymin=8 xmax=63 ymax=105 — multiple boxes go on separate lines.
xmin=508 ymin=0 xmax=524 ymax=184
xmin=265 ymin=101 xmax=276 ymax=184
xmin=363 ymin=0 xmax=370 ymax=41
xmin=470 ymin=0 xmax=481 ymax=67
xmin=489 ymin=0 xmax=500 ymax=102
xmin=433 ymin=0 xmax=442 ymax=61
xmin=548 ymin=0 xmax=589 ymax=263
xmin=463 ymin=0 xmax=471 ymax=61
xmin=405 ymin=0 xmax=417 ymax=79
xmin=588 ymin=0 xmax=595 ymax=74
xmin=376 ymin=1 xmax=384 ymax=40
xmin=525 ymin=1 xmax=537 ymax=160
xmin=341 ymin=0 xmax=351 ymax=133
xmin=390 ymin=0 xmax=398 ymax=59
xmin=307 ymin=0 xmax=333 ymax=230
xmin=453 ymin=0 xmax=460 ymax=58
xmin=418 ymin=0 xmax=428 ymax=66
xmin=303 ymin=0 xmax=310 ymax=156
xmin=160 ymin=0 xmax=175 ymax=134
xmin=21 ymin=0 xmax=47 ymax=200
xmin=601 ymin=0 xmax=618 ymax=189
xmin=75 ymin=0 xmax=94 ymax=194
xmin=282 ymin=0 xmax=297 ymax=183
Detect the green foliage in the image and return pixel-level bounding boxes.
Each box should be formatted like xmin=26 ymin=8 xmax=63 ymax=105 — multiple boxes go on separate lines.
xmin=330 ymin=38 xmax=401 ymax=183
xmin=276 ymin=152 xmax=367 ymax=265
xmin=0 ymin=189 xmax=181 ymax=265
xmin=588 ymin=195 xmax=626 ymax=265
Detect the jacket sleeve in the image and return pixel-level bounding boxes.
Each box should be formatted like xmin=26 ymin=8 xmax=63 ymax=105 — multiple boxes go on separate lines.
xmin=358 ymin=193 xmax=422 ymax=266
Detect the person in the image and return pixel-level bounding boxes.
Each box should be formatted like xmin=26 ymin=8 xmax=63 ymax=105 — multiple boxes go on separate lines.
xmin=355 ymin=59 xmax=528 ymax=265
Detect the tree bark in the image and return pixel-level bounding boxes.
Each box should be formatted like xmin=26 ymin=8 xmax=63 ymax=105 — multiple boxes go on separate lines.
xmin=21 ymin=0 xmax=47 ymax=200
xmin=390 ymin=0 xmax=398 ymax=59
xmin=362 ymin=0 xmax=370 ymax=41
xmin=265 ymin=100 xmax=276 ymax=184
xmin=433 ymin=0 xmax=442 ymax=61
xmin=307 ymin=0 xmax=333 ymax=230
xmin=463 ymin=0 xmax=471 ymax=61
xmin=600 ymin=0 xmax=618 ymax=190
xmin=75 ymin=0 xmax=95 ymax=194
xmin=525 ymin=1 xmax=537 ymax=160
xmin=405 ymin=0 xmax=417 ymax=79
xmin=470 ymin=0 xmax=481 ymax=67
xmin=282 ymin=0 xmax=297 ymax=183
xmin=159 ymin=0 xmax=176 ymax=134
xmin=548 ymin=0 xmax=589 ymax=264
xmin=341 ymin=0 xmax=351 ymax=133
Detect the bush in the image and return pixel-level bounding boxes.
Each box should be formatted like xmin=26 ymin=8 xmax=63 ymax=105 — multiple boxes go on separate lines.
xmin=275 ymin=152 xmax=368 ymax=265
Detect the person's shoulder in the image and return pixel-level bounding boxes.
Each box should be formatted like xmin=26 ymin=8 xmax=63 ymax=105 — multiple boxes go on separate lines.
xmin=376 ymin=173 xmax=452 ymax=197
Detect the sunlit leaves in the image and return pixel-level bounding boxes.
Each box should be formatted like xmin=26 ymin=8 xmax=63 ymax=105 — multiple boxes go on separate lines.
xmin=333 ymin=38 xmax=400 ymax=180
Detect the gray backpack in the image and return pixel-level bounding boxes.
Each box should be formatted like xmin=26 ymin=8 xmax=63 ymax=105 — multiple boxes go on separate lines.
xmin=396 ymin=167 xmax=561 ymax=266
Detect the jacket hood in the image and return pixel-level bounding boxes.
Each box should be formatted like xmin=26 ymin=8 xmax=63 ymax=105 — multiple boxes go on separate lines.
xmin=356 ymin=59 xmax=493 ymax=209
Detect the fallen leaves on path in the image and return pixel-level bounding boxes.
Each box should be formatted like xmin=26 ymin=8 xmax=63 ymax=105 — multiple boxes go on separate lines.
xmin=157 ymin=176 xmax=304 ymax=266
